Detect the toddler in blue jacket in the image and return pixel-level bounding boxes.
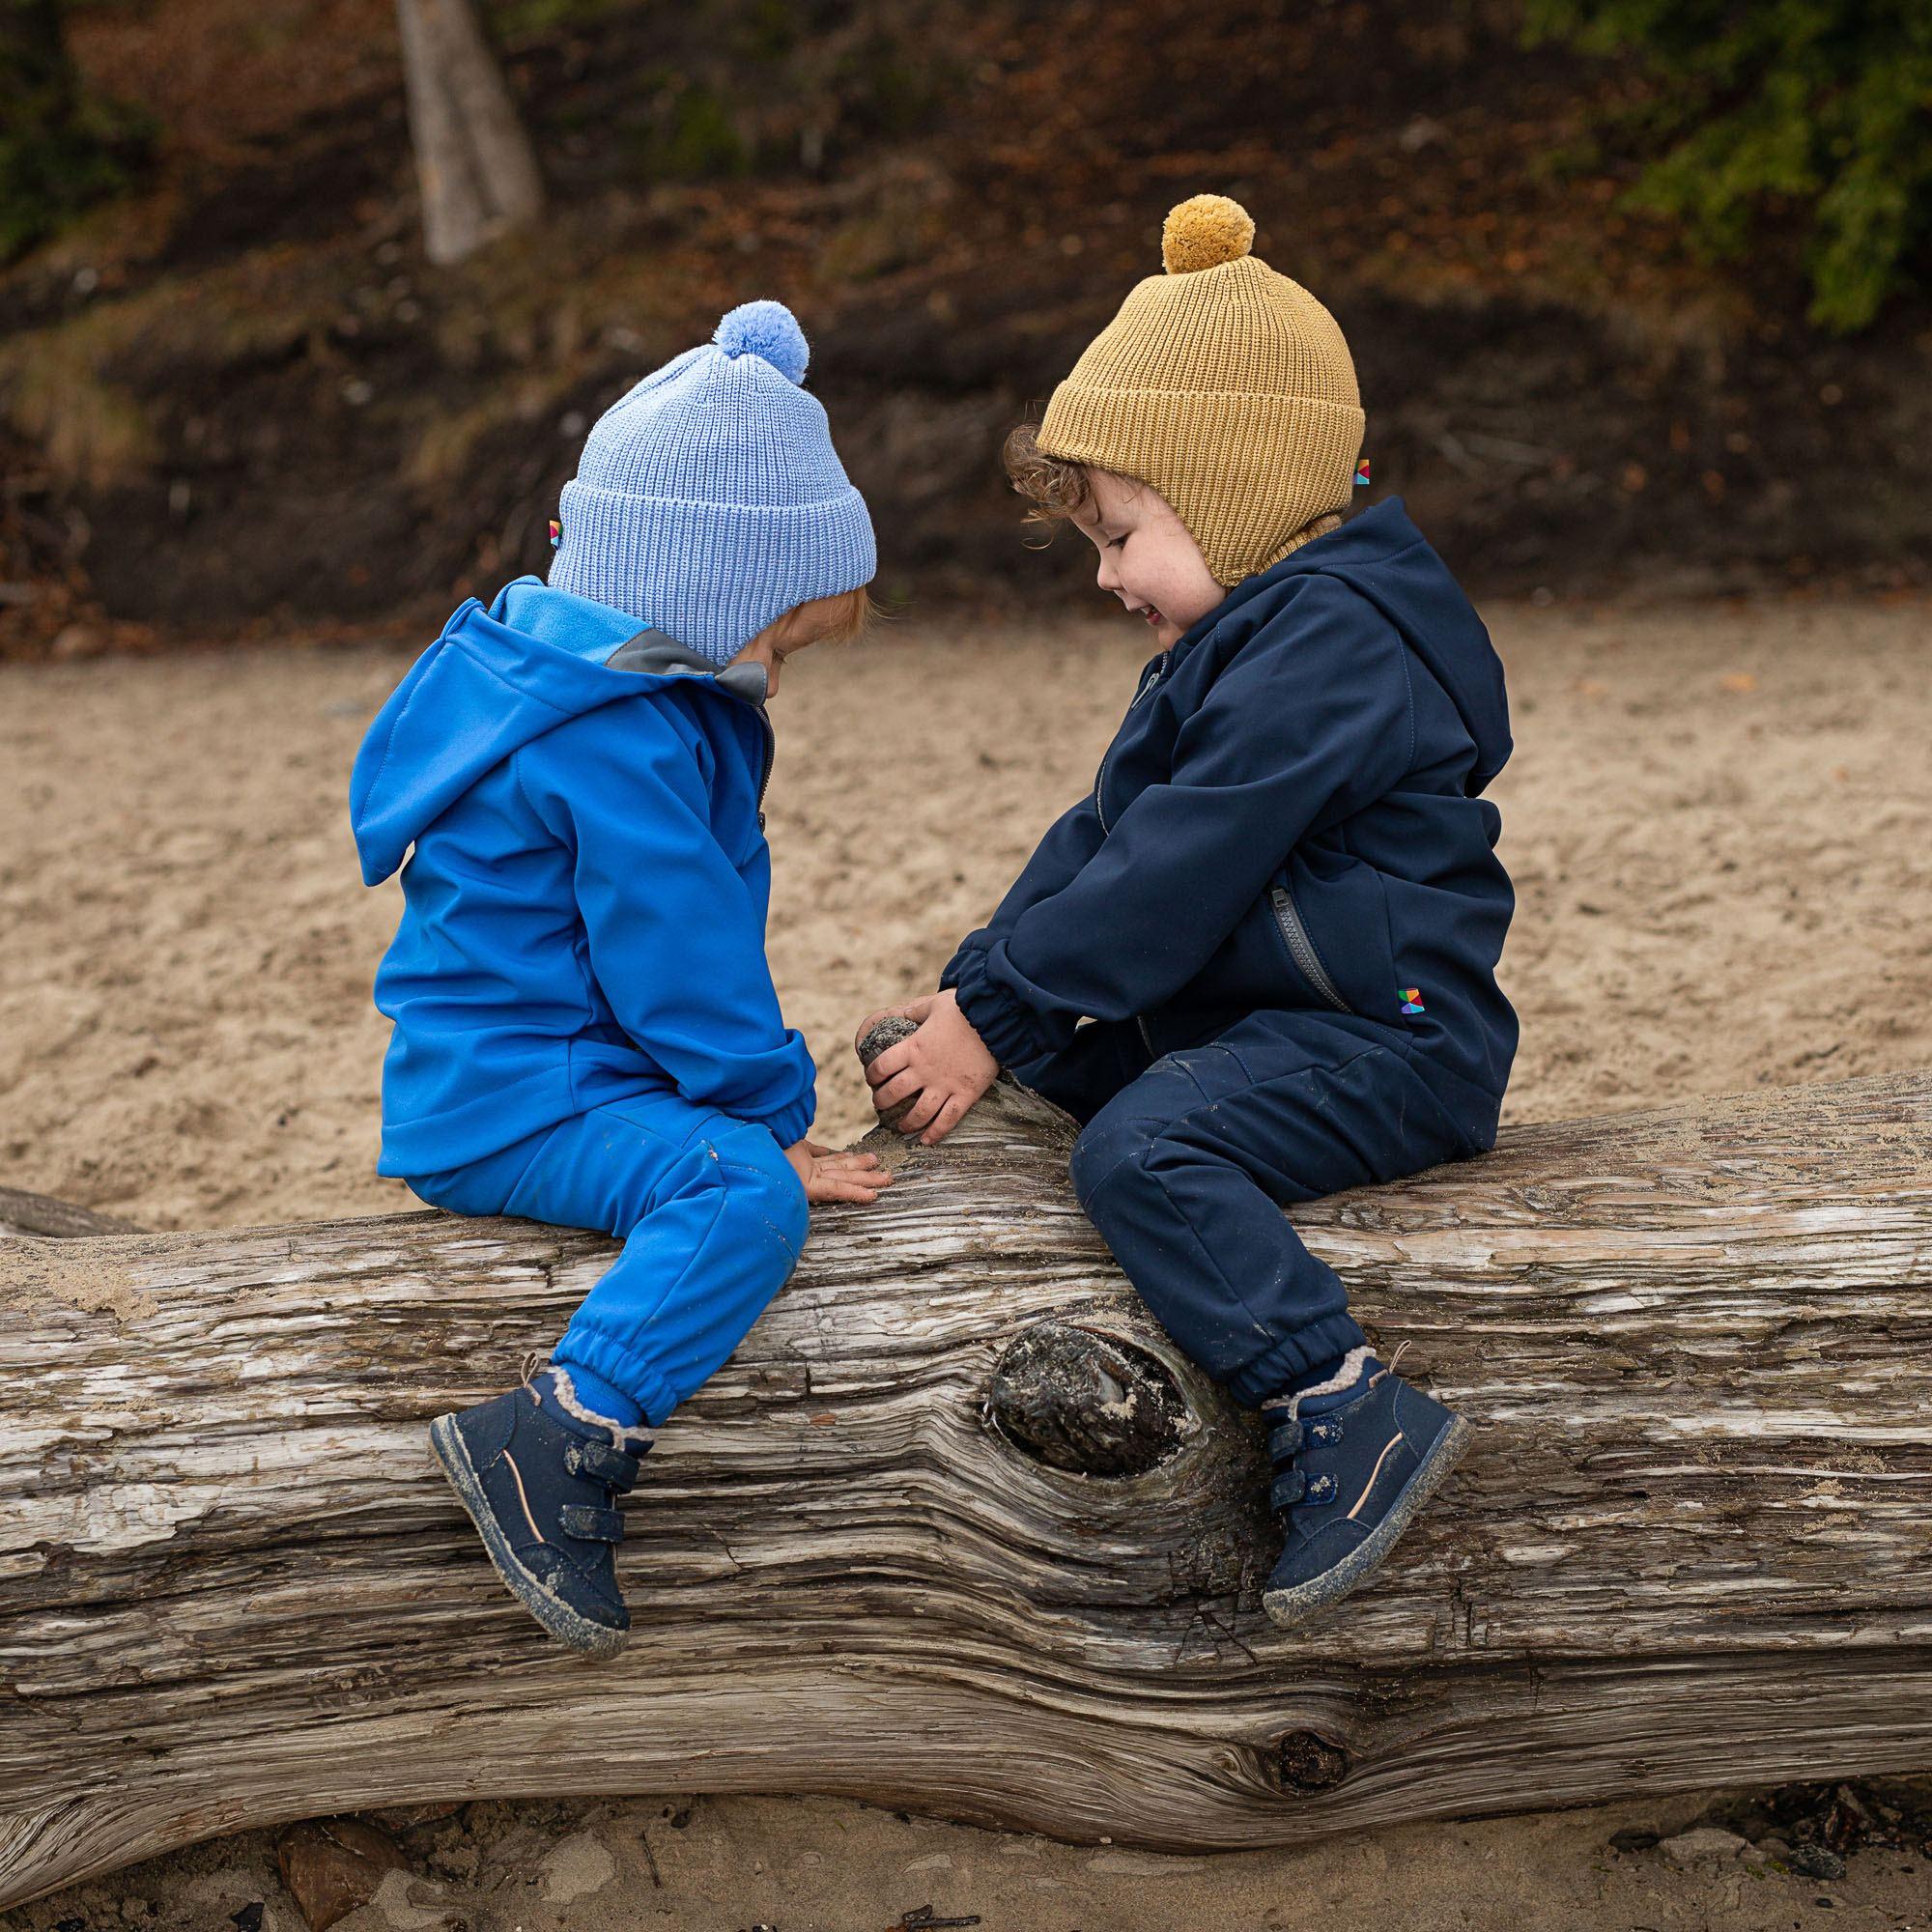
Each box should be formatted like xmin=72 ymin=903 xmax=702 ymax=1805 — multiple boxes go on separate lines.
xmin=352 ymin=301 xmax=890 ymax=1655
xmin=862 ymin=197 xmax=1518 ymax=1626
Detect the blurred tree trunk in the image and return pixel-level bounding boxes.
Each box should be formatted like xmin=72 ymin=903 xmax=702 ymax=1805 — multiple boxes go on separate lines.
xmin=394 ymin=0 xmax=543 ymax=266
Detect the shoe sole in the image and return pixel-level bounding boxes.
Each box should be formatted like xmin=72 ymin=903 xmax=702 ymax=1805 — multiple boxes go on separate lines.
xmin=1262 ymin=1412 xmax=1474 ymax=1629
xmin=429 ymin=1413 xmax=629 ymax=1659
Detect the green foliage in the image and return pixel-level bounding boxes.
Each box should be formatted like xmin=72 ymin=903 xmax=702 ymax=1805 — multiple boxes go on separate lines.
xmin=485 ymin=0 xmax=629 ymax=42
xmin=528 ymin=1 xmax=954 ymax=187
xmin=0 ymin=0 xmax=154 ymax=262
xmin=1524 ymin=0 xmax=1932 ymax=330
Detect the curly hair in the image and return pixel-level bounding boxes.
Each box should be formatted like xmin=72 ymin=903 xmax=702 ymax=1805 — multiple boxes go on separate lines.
xmin=1002 ymin=419 xmax=1094 ymax=552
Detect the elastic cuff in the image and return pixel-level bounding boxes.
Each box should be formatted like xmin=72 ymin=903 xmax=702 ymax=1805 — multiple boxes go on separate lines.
xmin=554 ymin=1330 xmax=682 ymax=1432
xmin=949 ymin=942 xmax=1047 ymax=1068
xmin=757 ymin=1091 xmax=815 ymax=1151
xmin=1224 ymin=1311 xmax=1368 ymax=1410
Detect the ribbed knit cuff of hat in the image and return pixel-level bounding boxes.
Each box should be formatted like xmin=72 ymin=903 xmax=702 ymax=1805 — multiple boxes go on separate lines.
xmin=553 ymin=478 xmax=874 ymax=666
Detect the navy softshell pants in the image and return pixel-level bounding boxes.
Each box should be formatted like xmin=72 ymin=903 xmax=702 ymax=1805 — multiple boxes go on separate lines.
xmin=409 ymin=1088 xmax=808 ymax=1427
xmin=1014 ymin=1010 xmax=1480 ymax=1407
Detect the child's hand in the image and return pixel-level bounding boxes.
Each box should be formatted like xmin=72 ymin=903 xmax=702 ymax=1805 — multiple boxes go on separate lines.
xmin=865 ymin=990 xmax=999 ymax=1146
xmin=852 ymin=992 xmax=938 ymax=1053
xmin=784 ymin=1139 xmax=894 ymax=1206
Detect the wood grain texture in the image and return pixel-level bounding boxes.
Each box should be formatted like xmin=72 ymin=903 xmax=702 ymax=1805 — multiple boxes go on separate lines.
xmin=0 ymin=1186 xmax=141 ymax=1240
xmin=3 ymin=1069 xmax=1929 ymax=1905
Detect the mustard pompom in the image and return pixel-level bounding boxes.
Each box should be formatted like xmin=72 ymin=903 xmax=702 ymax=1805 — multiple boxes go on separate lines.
xmin=1160 ymin=194 xmax=1256 ymax=274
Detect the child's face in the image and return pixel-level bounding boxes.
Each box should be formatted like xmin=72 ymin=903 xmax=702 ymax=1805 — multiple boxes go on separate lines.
xmin=1069 ymin=468 xmax=1225 ymax=651
xmin=729 ymin=593 xmax=844 ymax=697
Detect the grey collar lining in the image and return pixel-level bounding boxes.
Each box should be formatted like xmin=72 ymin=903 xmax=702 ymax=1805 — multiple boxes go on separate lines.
xmin=606 ymin=627 xmax=768 ymax=705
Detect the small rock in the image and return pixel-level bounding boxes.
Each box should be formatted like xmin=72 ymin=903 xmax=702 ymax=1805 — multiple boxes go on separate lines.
xmin=1787 ymin=1844 xmax=1846 ymax=1880
xmin=1609 ymin=1828 xmax=1660 ymax=1854
xmin=121 ymin=1898 xmax=150 ymax=1921
xmin=275 ymin=1817 xmax=409 ymax=1931
xmin=365 ymin=1869 xmax=447 ymax=1931
xmin=1660 ymin=1828 xmax=1749 ymax=1865
xmin=539 ymin=1830 xmax=615 ymax=1905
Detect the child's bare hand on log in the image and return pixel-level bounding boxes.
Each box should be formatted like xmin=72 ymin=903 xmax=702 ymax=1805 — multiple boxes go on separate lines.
xmin=864 ymin=990 xmax=999 ymax=1146
xmin=784 ymin=1140 xmax=894 ymax=1205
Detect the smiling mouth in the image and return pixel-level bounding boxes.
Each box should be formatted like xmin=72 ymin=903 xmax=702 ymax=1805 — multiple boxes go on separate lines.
xmin=1131 ymin=603 xmax=1166 ymax=627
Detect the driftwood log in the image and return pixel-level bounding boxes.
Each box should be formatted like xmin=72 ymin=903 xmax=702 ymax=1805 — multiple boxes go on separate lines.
xmin=3 ymin=1065 xmax=1930 ymax=1906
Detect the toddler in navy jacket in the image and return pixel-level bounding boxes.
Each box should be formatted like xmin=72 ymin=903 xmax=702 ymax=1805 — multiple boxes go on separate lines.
xmin=862 ymin=198 xmax=1517 ymax=1625
xmin=351 ymin=302 xmax=890 ymax=1654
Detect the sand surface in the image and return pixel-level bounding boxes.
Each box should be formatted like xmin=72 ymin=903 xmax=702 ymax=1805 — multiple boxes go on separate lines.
xmin=4 ymin=596 xmax=1931 ymax=1929
xmin=5 ymin=596 xmax=1930 ymax=1231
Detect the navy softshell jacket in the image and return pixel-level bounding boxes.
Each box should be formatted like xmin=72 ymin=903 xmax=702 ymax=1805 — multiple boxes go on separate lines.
xmin=942 ymin=498 xmax=1518 ymax=1123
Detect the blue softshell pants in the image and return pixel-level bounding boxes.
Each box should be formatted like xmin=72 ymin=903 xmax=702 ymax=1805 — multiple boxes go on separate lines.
xmin=410 ymin=1088 xmax=809 ymax=1428
xmin=1012 ymin=1009 xmax=1486 ymax=1408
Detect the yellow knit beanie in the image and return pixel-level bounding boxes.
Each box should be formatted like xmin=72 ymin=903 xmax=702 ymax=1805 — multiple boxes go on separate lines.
xmin=1037 ymin=194 xmax=1365 ymax=586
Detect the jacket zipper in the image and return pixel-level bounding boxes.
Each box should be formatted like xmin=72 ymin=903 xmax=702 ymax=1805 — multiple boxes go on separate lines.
xmin=1270 ymin=885 xmax=1351 ymax=1014
xmin=1100 ymin=652 xmax=1169 ymax=1058
xmin=753 ymin=710 xmax=775 ymax=830
xmin=1094 ymin=651 xmax=1169 ymax=837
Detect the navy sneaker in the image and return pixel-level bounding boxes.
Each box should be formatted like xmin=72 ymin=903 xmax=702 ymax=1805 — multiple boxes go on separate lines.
xmin=429 ymin=1360 xmax=653 ymax=1657
xmin=1260 ymin=1345 xmax=1472 ymax=1627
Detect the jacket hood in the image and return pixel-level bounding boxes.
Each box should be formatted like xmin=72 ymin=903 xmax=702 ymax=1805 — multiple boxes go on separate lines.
xmin=1231 ymin=497 xmax=1513 ymax=793
xmin=350 ymin=578 xmax=766 ymax=885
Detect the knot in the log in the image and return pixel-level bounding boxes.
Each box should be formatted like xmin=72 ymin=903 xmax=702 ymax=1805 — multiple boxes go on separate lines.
xmin=1268 ymin=1731 xmax=1353 ymax=1794
xmin=985 ymin=1321 xmax=1191 ymax=1477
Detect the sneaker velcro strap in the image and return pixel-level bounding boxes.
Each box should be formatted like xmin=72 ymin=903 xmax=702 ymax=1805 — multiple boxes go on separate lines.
xmin=566 ymin=1442 xmax=641 ymax=1490
xmin=1269 ymin=1470 xmax=1307 ymax=1511
xmin=1265 ymin=1421 xmax=1303 ymax=1462
xmin=557 ymin=1504 xmax=625 ymax=1542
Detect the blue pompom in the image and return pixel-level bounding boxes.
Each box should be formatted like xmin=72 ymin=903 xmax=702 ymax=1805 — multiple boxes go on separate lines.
xmin=712 ymin=299 xmax=810 ymax=384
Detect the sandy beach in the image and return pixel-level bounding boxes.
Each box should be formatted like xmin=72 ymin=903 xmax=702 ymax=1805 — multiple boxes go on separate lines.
xmin=4 ymin=593 xmax=1930 ymax=1929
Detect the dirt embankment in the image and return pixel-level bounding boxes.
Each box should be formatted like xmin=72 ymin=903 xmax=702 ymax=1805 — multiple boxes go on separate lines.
xmin=4 ymin=0 xmax=1930 ymax=660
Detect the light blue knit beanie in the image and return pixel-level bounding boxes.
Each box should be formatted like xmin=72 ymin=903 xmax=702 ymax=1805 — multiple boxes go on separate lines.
xmin=548 ymin=299 xmax=876 ymax=666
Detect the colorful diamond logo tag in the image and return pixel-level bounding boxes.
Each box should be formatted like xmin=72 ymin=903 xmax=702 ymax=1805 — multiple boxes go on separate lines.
xmin=1399 ymin=986 xmax=1425 ymax=1013
xmin=548 ymin=518 xmax=562 ymax=549
xmin=1354 ymin=458 xmax=1372 ymax=488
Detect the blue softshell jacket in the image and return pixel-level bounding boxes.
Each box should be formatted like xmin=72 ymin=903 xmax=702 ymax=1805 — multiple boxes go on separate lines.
xmin=350 ymin=578 xmax=815 ymax=1179
xmin=943 ymin=498 xmax=1518 ymax=1126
